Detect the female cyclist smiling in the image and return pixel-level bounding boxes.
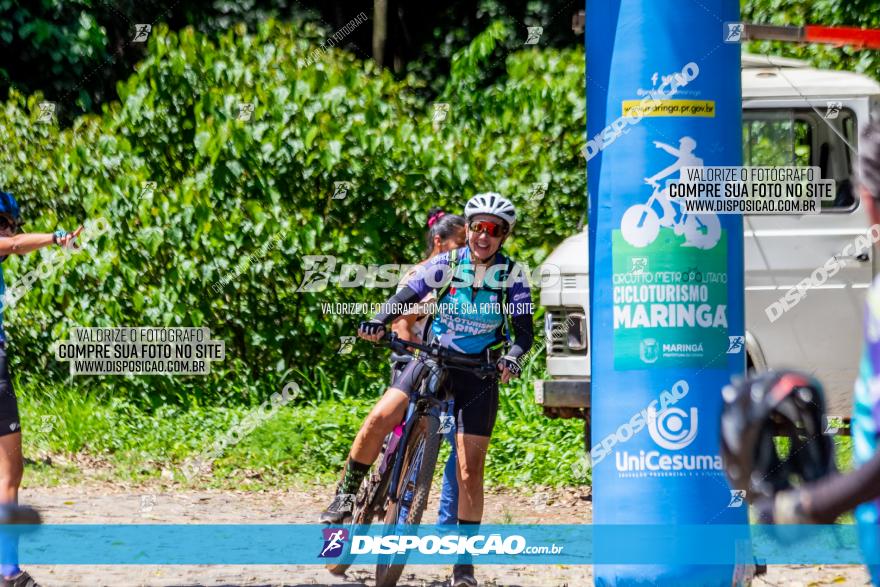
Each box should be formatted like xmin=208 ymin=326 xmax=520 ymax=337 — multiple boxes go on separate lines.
xmin=329 ymin=193 xmax=534 ymax=587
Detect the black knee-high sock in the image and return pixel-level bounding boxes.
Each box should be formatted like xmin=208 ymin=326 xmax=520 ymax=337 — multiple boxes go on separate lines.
xmin=338 ymin=457 xmax=371 ymax=495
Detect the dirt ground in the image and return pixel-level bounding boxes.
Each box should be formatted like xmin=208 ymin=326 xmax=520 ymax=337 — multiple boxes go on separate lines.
xmin=15 ymin=482 xmax=873 ymax=586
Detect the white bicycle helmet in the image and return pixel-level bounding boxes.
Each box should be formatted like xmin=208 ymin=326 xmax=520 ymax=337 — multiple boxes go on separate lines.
xmin=464 ymin=192 xmax=516 ymax=229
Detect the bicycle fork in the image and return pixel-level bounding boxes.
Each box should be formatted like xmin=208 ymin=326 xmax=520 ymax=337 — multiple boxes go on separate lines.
xmin=386 ymin=396 xmax=448 ymax=506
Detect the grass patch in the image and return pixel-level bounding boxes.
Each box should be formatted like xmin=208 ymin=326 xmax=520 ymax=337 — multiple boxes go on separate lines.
xmin=18 ymin=368 xmax=854 ymax=496
xmin=17 ymin=368 xmax=588 ymax=490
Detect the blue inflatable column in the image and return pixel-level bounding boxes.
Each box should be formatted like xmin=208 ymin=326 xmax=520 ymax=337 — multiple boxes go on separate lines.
xmin=587 ymin=1 xmax=746 ymax=585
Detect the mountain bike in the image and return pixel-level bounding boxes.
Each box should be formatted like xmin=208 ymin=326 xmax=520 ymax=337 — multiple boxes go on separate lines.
xmin=325 ymin=333 xmax=498 ymax=587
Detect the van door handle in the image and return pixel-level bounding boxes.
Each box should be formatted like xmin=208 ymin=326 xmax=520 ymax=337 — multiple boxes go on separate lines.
xmin=836 ymin=252 xmax=870 ymax=262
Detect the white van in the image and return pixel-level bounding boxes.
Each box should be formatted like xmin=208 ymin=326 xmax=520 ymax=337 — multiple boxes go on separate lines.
xmin=536 ymin=54 xmax=880 ymax=441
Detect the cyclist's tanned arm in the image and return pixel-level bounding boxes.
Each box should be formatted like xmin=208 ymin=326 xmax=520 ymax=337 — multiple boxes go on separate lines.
xmin=0 ymin=228 xmax=82 ymax=255
xmin=798 ymin=454 xmax=880 ymax=523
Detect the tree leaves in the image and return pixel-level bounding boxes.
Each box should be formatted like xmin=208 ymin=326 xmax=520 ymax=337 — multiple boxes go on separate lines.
xmin=0 ymin=18 xmax=585 ymax=406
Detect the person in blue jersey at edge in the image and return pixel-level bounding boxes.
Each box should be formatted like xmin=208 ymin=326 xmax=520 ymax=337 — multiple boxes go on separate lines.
xmin=0 ymin=192 xmax=81 ymax=587
xmin=323 ymin=193 xmax=534 ymax=587
xmin=754 ymin=117 xmax=880 ymax=585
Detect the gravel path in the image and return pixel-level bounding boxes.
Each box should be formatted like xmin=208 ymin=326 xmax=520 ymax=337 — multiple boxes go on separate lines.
xmin=12 ymin=482 xmax=871 ymax=586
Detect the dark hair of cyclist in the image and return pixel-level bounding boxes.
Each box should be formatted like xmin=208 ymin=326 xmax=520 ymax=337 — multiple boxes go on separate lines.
xmin=424 ymin=207 xmax=465 ymax=258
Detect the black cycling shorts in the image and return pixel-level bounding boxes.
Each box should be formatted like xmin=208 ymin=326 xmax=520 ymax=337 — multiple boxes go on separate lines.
xmin=0 ymin=346 xmax=20 ymax=436
xmin=389 ymin=357 xmax=409 ymax=386
xmin=390 ymin=356 xmax=499 ymax=438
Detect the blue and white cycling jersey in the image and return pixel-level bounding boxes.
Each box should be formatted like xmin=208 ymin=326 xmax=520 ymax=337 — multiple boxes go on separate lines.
xmin=853 ymin=276 xmax=880 ymax=586
xmin=854 ymin=276 xmax=880 ymax=525
xmin=405 ymin=247 xmax=532 ymax=355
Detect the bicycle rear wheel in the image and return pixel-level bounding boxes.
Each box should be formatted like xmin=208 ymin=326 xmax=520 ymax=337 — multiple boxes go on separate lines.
xmin=374 ymin=414 xmax=442 ymax=587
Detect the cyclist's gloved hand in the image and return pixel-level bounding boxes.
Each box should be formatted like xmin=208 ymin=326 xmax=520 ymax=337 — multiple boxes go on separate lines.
xmin=497 ymin=355 xmax=521 ymax=383
xmin=54 ymin=225 xmax=84 ymax=249
xmin=358 ymin=320 xmax=385 ymax=343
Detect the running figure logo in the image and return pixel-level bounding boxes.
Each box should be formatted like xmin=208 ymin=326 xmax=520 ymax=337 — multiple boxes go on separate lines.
xmin=620 ymin=137 xmax=721 ymax=250
xmin=724 ymin=22 xmax=744 ymax=43
xmin=727 ymin=336 xmax=744 ymax=354
xmin=132 ymin=24 xmax=152 ymax=43
xmin=438 ymin=414 xmax=455 ymax=434
xmin=825 ymin=101 xmax=842 ymax=120
xmin=37 ymin=101 xmax=56 ymax=123
xmin=337 ymin=336 xmax=356 ymax=355
xmin=319 ymin=528 xmax=349 ymax=558
xmin=727 ymin=489 xmax=746 ymax=508
xmin=296 ymin=255 xmax=336 ymax=292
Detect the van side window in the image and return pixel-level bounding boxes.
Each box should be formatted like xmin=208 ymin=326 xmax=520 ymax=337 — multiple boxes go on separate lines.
xmin=743 ymin=109 xmax=856 ymax=211
xmin=836 ymin=111 xmax=858 ymax=209
xmin=743 ymin=115 xmax=812 ymax=167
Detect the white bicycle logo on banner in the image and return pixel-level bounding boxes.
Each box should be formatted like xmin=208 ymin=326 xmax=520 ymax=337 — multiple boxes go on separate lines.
xmin=620 ymin=137 xmax=721 ymax=250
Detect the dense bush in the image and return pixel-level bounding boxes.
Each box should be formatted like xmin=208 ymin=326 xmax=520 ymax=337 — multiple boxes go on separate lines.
xmin=0 ymin=1 xmax=580 ymax=121
xmin=0 ymin=19 xmax=585 ymax=406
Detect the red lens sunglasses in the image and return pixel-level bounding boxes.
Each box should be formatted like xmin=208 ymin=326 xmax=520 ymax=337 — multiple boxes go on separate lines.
xmin=468 ymin=220 xmax=506 ymax=237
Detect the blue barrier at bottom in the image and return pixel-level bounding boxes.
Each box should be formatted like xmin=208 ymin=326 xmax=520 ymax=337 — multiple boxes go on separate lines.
xmin=0 ymin=524 xmax=877 ymax=565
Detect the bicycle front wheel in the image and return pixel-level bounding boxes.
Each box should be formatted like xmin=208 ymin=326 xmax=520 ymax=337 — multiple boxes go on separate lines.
xmin=326 ymin=445 xmax=398 ymax=576
xmin=374 ymin=414 xmax=442 ymax=587
xmin=325 ymin=476 xmax=379 ymax=576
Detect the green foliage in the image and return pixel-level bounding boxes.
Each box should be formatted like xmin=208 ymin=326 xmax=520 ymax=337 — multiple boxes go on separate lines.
xmin=0 ymin=19 xmax=584 ymax=405
xmin=0 ymin=1 xmax=580 ymax=119
xmin=19 ymin=375 xmax=586 ymax=488
xmin=741 ymin=0 xmax=880 ymax=83
xmin=489 ymin=363 xmax=587 ymax=486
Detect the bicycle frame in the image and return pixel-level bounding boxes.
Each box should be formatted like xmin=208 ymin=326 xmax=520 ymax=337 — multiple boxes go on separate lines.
xmin=378 ymin=334 xmax=497 ymax=512
xmin=386 ymin=359 xmax=449 ymax=506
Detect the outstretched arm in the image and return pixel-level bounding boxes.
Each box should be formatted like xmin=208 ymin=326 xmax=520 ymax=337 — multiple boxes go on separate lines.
xmin=0 ymin=226 xmax=82 ymax=256
xmin=763 ymin=290 xmax=880 ymax=524
xmin=496 ymin=275 xmax=534 ymax=384
xmin=655 ymin=142 xmax=679 ymax=157
xmin=360 ymin=255 xmax=450 ymax=342
xmin=373 ymin=285 xmax=423 ymax=325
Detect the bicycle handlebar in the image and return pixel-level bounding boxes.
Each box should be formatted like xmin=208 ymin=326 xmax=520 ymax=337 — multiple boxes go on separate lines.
xmin=379 ymin=332 xmax=498 ymax=376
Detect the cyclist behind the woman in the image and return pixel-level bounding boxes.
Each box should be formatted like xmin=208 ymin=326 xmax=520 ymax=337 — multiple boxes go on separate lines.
xmin=391 ymin=207 xmax=466 ymax=525
xmin=0 ymin=192 xmax=81 ymax=587
xmin=324 ymin=193 xmax=534 ymax=587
